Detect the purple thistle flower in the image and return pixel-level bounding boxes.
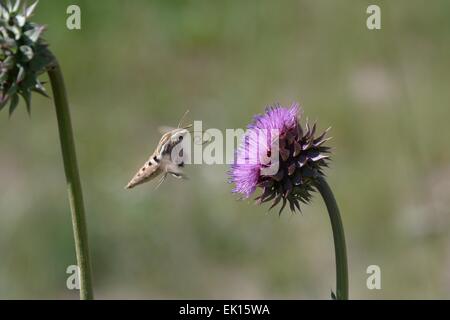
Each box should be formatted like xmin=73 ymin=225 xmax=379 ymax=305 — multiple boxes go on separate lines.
xmin=229 ymin=103 xmax=331 ymax=214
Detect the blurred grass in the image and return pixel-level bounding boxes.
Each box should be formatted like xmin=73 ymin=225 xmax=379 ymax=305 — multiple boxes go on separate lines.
xmin=1 ymin=0 xmax=450 ymax=299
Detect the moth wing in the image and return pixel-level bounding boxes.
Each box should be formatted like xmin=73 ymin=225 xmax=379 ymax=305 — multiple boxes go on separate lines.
xmin=161 ymin=157 xmax=187 ymax=180
xmin=155 ymin=131 xmax=174 ymax=155
xmin=158 ymin=126 xmax=176 ymax=135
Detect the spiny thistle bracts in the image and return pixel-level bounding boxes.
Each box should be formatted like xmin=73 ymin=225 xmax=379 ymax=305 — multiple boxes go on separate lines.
xmin=229 ymin=103 xmax=332 ymax=214
xmin=0 ymin=0 xmax=53 ymax=115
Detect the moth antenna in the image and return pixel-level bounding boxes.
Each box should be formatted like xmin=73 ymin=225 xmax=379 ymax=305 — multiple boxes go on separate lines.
xmin=178 ymin=109 xmax=190 ymax=128
xmin=187 ymin=128 xmax=203 ymax=134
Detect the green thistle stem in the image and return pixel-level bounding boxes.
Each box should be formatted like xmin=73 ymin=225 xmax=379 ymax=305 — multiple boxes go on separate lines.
xmin=315 ymin=175 xmax=348 ymax=300
xmin=48 ymin=58 xmax=94 ymax=300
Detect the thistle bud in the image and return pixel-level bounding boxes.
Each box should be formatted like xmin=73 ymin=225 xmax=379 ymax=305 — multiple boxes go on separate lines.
xmin=0 ymin=0 xmax=52 ymax=115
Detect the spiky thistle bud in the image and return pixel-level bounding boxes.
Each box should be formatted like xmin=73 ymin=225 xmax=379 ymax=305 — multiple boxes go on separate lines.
xmin=229 ymin=103 xmax=332 ymax=214
xmin=0 ymin=0 xmax=53 ymax=115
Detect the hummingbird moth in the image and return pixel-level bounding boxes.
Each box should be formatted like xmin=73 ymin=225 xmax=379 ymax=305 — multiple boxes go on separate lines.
xmin=125 ymin=111 xmax=192 ymax=190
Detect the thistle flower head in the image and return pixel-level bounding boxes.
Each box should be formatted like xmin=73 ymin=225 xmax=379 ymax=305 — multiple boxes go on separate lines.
xmin=0 ymin=0 xmax=52 ymax=115
xmin=229 ymin=103 xmax=331 ymax=214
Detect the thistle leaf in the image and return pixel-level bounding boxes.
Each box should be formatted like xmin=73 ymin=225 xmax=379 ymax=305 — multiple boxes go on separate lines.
xmin=6 ymin=0 xmax=13 ymax=12
xmin=8 ymin=93 xmax=19 ymax=116
xmin=25 ymin=0 xmax=38 ymax=18
xmin=12 ymin=0 xmax=21 ymax=13
xmin=15 ymin=14 xmax=25 ymax=27
xmin=0 ymin=5 xmax=9 ymax=21
xmin=10 ymin=25 xmax=22 ymax=40
xmin=24 ymin=24 xmax=44 ymax=42
xmin=32 ymin=80 xmax=48 ymax=97
xmin=15 ymin=63 xmax=25 ymax=82
xmin=19 ymin=45 xmax=33 ymax=60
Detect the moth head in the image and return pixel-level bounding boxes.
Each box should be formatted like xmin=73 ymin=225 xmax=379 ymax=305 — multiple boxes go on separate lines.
xmin=170 ymin=126 xmax=192 ymax=144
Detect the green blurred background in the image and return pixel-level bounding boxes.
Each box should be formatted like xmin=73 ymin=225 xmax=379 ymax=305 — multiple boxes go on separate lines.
xmin=1 ymin=0 xmax=450 ymax=299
